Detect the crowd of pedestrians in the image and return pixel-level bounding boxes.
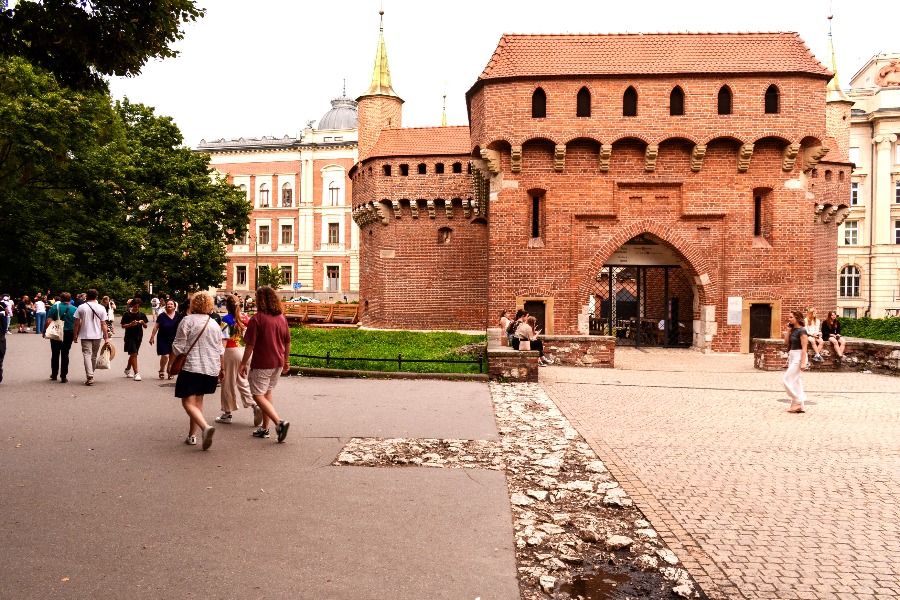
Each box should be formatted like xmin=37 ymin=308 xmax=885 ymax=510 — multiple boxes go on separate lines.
xmin=0 ymin=286 xmax=292 ymax=451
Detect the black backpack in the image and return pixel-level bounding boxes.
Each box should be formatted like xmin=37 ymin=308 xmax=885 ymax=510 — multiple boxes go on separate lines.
xmin=507 ymin=320 xmax=521 ymax=336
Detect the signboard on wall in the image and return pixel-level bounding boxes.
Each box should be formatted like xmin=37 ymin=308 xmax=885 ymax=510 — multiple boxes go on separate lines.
xmin=606 ymin=243 xmax=681 ymax=267
xmin=727 ymin=296 xmax=743 ymax=325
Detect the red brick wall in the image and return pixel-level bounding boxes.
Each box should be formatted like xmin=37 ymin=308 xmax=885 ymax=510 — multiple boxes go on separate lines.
xmin=358 ymin=95 xmax=403 ymax=159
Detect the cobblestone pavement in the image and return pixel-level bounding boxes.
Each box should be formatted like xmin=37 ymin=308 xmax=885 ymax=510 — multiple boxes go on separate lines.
xmin=540 ymin=348 xmax=900 ymax=600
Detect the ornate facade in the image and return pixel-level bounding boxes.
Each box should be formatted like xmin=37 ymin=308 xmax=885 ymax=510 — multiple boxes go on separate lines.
xmin=198 ymin=95 xmax=359 ymax=300
xmin=840 ymin=54 xmax=900 ymax=318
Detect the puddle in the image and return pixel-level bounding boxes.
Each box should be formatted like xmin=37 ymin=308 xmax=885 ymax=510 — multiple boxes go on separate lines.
xmin=557 ymin=569 xmax=630 ymax=599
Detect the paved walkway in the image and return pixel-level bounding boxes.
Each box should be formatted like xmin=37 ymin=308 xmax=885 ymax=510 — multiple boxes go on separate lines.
xmin=0 ymin=332 xmax=518 ymax=599
xmin=542 ymin=347 xmax=900 ymax=600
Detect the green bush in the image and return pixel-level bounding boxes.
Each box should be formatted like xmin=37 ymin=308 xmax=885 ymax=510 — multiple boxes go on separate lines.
xmin=838 ymin=317 xmax=900 ymax=342
xmin=289 ymin=327 xmax=486 ymax=374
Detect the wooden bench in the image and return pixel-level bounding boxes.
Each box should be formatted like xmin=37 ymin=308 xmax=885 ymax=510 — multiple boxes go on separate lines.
xmin=282 ymin=302 xmax=360 ymax=324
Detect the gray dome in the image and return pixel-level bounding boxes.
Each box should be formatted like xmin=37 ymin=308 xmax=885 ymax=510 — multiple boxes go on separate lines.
xmin=318 ymin=95 xmax=358 ymax=130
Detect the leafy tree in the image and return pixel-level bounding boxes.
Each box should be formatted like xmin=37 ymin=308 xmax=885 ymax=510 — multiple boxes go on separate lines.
xmin=256 ymin=266 xmax=288 ymax=290
xmin=0 ymin=0 xmax=204 ymax=90
xmin=112 ymin=100 xmax=251 ymax=294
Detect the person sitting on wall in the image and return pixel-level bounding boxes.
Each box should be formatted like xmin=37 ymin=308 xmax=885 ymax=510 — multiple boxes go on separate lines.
xmin=804 ymin=308 xmax=825 ymax=363
xmin=507 ymin=309 xmax=527 ymax=349
xmin=515 ymin=315 xmax=552 ymax=366
xmin=821 ymin=310 xmax=846 ymax=360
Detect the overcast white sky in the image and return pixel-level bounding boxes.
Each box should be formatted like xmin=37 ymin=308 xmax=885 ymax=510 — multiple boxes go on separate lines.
xmin=105 ymin=0 xmax=899 ymax=147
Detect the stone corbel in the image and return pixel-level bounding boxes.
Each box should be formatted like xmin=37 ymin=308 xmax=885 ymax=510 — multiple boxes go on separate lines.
xmin=463 ymin=199 xmax=472 ymax=218
xmin=599 ymin=144 xmax=612 ymax=172
xmin=690 ymin=144 xmax=707 ymax=172
xmin=814 ymin=204 xmax=825 ymax=216
xmin=782 ymin=143 xmax=800 ymax=172
xmin=803 ymin=144 xmax=829 ymax=171
xmin=737 ymin=143 xmax=754 ymax=173
xmin=391 ymin=200 xmax=402 ymax=219
xmin=510 ymin=145 xmax=522 ymax=173
xmin=834 ymin=206 xmax=851 ymax=225
xmin=445 ymin=199 xmax=454 ymax=219
xmin=644 ymin=144 xmax=659 ymax=172
xmin=480 ymin=148 xmax=500 ymax=175
xmin=409 ymin=200 xmax=419 ymax=219
xmin=374 ymin=202 xmax=389 ymax=225
xmin=554 ymin=144 xmax=566 ymax=172
xmin=470 ymin=197 xmax=480 ymax=217
xmin=426 ymin=200 xmax=436 ymax=219
xmin=820 ymin=204 xmax=836 ymax=223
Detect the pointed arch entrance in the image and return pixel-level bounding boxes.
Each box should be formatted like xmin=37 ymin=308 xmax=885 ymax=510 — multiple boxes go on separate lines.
xmin=580 ymin=230 xmax=713 ymax=349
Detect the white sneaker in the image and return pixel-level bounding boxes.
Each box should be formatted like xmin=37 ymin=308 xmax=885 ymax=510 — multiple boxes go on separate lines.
xmin=125 ymin=368 xmax=133 ymax=378
xmin=133 ymin=373 xmax=142 ymax=382
xmin=184 ymin=435 xmax=197 ymax=445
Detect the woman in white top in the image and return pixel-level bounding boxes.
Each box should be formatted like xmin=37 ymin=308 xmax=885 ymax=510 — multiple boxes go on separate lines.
xmin=498 ymin=310 xmax=511 ymax=346
xmin=804 ymin=308 xmax=824 ymax=362
xmin=171 ymin=292 xmax=225 ymax=450
xmin=33 ymin=296 xmax=47 ymax=335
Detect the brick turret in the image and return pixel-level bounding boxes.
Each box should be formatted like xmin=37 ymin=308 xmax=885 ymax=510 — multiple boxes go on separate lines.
xmin=357 ymin=10 xmax=403 ymax=160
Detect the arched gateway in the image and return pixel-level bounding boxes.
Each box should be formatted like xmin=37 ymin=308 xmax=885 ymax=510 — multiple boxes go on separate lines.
xmin=587 ymin=235 xmax=698 ymax=348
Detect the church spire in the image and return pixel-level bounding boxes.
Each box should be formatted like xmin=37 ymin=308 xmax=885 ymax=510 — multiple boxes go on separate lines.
xmin=825 ymin=13 xmax=850 ymax=103
xmin=362 ymin=10 xmax=400 ymax=99
xmin=441 ymin=87 xmax=447 ymax=126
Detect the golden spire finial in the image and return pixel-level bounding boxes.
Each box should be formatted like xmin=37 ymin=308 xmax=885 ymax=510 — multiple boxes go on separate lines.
xmin=360 ymin=9 xmax=399 ymax=99
xmin=441 ymin=85 xmax=447 ymax=126
xmin=825 ymin=11 xmax=850 ymax=102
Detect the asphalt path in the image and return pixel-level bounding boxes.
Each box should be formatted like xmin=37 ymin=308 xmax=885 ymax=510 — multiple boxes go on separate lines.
xmin=0 ymin=331 xmax=518 ymax=599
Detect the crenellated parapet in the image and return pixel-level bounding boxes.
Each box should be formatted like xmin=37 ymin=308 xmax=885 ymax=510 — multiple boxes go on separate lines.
xmin=353 ymin=197 xmax=481 ymax=227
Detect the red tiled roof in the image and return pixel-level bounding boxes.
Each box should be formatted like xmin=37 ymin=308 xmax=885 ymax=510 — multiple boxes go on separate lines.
xmin=366 ymin=126 xmax=471 ymax=159
xmin=476 ymin=32 xmax=832 ymax=82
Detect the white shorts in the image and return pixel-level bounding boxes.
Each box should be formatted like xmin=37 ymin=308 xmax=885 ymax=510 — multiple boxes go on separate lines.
xmin=248 ymin=367 xmax=281 ymax=395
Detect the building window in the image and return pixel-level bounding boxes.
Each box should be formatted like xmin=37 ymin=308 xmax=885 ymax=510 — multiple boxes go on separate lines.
xmin=843 ymin=307 xmax=858 ymax=319
xmin=238 ymin=184 xmax=248 ymax=201
xmin=576 ymin=87 xmax=591 ymax=117
xmin=669 ymin=86 xmax=685 ymax=116
xmin=623 ymin=86 xmax=637 ymax=117
xmin=843 ymin=220 xmax=858 ymax=245
xmin=895 ymin=220 xmax=900 ymax=244
xmin=382 ymin=165 xmax=391 ymax=176
xmin=717 ymin=86 xmax=732 ymax=115
xmin=280 ymin=224 xmax=292 ymax=245
xmin=839 ymin=266 xmax=860 ymax=298
xmin=329 ymin=183 xmax=340 ymax=206
xmin=235 ymin=266 xmax=247 ymax=286
xmin=326 ymin=266 xmax=340 ymax=291
xmin=438 ymin=227 xmax=452 ymax=244
xmin=400 ymin=164 xmax=409 ymax=176
xmin=435 ymin=163 xmax=444 ymax=174
xmin=328 ymin=222 xmax=340 ymax=245
xmin=895 ymin=181 xmax=900 ymax=204
xmin=417 ymin=163 xmax=426 ymax=175
xmin=452 ymin=162 xmax=462 ymax=173
xmin=258 ymin=184 xmax=270 ymax=207
xmin=850 ymin=182 xmax=859 ymax=205
xmin=532 ymin=87 xmax=546 ymax=118
xmin=849 ymin=147 xmax=860 ymax=165
xmin=764 ymin=85 xmax=779 ymax=114
xmin=281 ymin=183 xmax=293 ymax=207
xmin=531 ymin=195 xmax=541 ymax=238
xmin=280 ymin=265 xmax=292 ymax=285
xmin=258 ymin=225 xmax=270 ymax=245
xmin=825 ymin=170 xmax=832 ymax=181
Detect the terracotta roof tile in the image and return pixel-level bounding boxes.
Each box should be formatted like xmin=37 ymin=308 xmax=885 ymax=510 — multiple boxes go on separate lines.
xmin=476 ymin=32 xmax=832 ymax=81
xmin=367 ymin=126 xmax=470 ymax=159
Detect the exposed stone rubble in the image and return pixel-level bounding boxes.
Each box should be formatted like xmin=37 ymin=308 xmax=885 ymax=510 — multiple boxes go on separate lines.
xmin=333 ymin=382 xmax=706 ymax=599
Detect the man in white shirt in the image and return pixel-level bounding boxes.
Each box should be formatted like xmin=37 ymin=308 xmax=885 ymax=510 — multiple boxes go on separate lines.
xmin=150 ymin=296 xmax=161 ymax=321
xmin=73 ymin=288 xmax=110 ymax=385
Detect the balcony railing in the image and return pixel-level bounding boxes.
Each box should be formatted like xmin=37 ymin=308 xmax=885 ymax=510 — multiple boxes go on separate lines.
xmin=316 ymin=242 xmax=344 ymax=251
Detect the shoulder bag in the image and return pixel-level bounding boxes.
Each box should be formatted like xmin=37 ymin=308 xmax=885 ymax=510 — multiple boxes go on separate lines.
xmin=168 ymin=317 xmax=211 ymax=377
xmin=44 ymin=303 xmax=66 ymax=341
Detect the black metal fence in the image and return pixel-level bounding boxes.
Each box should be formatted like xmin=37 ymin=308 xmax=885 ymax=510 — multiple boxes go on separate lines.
xmin=290 ymin=352 xmax=484 ymax=373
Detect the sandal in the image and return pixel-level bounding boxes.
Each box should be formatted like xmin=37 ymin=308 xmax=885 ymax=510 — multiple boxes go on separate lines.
xmin=159 ymin=371 xmax=165 ymax=379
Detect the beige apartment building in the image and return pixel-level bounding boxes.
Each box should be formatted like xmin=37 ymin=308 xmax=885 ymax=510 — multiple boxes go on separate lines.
xmin=197 ymin=93 xmax=360 ymax=301
xmin=840 ymin=54 xmax=900 ymax=318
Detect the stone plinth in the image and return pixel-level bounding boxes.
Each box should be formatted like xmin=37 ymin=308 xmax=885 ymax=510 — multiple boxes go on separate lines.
xmin=542 ymin=335 xmax=616 ymax=368
xmin=753 ymin=337 xmax=900 ymax=375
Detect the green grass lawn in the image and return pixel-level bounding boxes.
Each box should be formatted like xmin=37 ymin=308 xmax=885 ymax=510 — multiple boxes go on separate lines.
xmin=289 ymin=327 xmax=486 ymax=374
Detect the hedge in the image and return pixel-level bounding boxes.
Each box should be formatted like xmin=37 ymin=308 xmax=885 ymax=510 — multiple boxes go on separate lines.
xmin=838 ymin=317 xmax=900 ymax=343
